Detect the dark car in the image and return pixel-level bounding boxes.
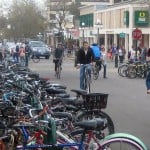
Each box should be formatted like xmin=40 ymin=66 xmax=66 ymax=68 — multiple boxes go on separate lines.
xmin=29 ymin=41 xmax=51 ymax=59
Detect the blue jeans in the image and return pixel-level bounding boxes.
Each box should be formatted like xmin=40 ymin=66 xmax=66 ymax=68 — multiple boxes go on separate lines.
xmin=80 ymin=64 xmax=92 ymax=90
xmin=146 ymin=71 xmax=150 ymax=90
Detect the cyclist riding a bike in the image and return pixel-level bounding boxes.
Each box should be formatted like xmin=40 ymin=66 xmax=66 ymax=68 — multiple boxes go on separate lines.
xmin=76 ymin=41 xmax=94 ymax=90
xmin=91 ymin=43 xmax=102 ymax=71
xmin=53 ymin=43 xmax=64 ymax=76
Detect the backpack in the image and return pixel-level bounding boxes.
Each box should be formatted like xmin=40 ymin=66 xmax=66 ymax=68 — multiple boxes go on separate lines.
xmin=91 ymin=45 xmax=101 ymax=59
xmin=16 ymin=45 xmax=19 ymax=53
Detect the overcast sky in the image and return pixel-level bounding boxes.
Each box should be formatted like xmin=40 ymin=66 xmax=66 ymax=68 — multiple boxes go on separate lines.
xmin=0 ymin=0 xmax=45 ymax=7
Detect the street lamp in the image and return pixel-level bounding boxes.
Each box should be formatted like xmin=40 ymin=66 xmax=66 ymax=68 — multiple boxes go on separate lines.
xmin=95 ymin=20 xmax=103 ymax=45
xmin=81 ymin=22 xmax=85 ymax=42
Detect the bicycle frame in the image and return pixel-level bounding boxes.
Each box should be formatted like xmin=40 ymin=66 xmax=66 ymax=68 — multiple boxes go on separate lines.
xmin=16 ymin=125 xmax=85 ymax=150
xmin=83 ymin=64 xmax=91 ymax=93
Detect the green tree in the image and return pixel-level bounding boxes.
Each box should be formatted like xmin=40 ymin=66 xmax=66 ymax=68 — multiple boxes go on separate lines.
xmin=6 ymin=0 xmax=46 ymax=40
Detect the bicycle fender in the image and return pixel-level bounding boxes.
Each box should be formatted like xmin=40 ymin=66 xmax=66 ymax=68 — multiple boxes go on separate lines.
xmin=104 ymin=133 xmax=148 ymax=150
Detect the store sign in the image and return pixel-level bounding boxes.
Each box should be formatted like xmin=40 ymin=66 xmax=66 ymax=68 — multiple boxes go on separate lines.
xmin=135 ymin=11 xmax=149 ymax=26
xmin=119 ymin=32 xmax=125 ymax=38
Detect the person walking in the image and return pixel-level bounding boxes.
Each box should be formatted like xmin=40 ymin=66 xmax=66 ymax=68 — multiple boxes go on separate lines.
xmin=13 ymin=44 xmax=20 ymax=62
xmin=19 ymin=45 xmax=25 ymax=66
xmin=101 ymin=45 xmax=107 ymax=78
xmin=146 ymin=48 xmax=150 ymax=94
xmin=25 ymin=41 xmax=31 ymax=67
xmin=76 ymin=41 xmax=94 ymax=90
xmin=118 ymin=46 xmax=124 ymax=64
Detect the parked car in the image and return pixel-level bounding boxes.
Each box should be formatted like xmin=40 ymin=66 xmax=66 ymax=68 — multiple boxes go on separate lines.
xmin=29 ymin=40 xmax=51 ymax=59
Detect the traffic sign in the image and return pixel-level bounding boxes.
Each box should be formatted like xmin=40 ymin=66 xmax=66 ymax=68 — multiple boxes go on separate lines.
xmin=132 ymin=28 xmax=142 ymax=40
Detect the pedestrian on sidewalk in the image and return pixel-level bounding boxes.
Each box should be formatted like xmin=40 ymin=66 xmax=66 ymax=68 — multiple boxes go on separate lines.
xmin=101 ymin=45 xmax=107 ymax=78
xmin=146 ymin=48 xmax=150 ymax=94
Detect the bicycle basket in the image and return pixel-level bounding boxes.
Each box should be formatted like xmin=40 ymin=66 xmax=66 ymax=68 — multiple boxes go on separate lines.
xmin=82 ymin=93 xmax=108 ymax=110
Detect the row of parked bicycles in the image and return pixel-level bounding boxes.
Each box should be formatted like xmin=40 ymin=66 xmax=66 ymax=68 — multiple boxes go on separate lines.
xmin=118 ymin=59 xmax=150 ymax=79
xmin=0 ymin=57 xmax=148 ymax=149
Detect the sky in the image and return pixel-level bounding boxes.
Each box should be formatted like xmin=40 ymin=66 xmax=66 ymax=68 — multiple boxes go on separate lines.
xmin=0 ymin=0 xmax=45 ymax=8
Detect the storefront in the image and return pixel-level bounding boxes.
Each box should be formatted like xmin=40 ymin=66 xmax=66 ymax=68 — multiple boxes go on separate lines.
xmin=79 ymin=1 xmax=150 ymax=52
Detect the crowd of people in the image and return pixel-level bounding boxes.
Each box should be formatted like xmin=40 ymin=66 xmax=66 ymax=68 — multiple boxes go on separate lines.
xmin=53 ymin=42 xmax=150 ymax=93
xmin=0 ymin=41 xmax=31 ymax=66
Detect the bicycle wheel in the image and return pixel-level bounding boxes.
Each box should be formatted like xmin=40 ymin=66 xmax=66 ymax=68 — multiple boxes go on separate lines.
xmin=76 ymin=110 xmax=115 ymax=138
xmin=102 ymin=137 xmax=147 ymax=150
xmin=127 ymin=66 xmax=137 ymax=78
xmin=93 ymin=66 xmax=99 ymax=80
xmin=31 ymin=55 xmax=40 ymax=63
xmin=0 ymin=121 xmax=5 ymax=137
xmin=56 ymin=64 xmax=61 ymax=79
xmin=84 ymin=71 xmax=91 ymax=93
xmin=118 ymin=64 xmax=128 ymax=77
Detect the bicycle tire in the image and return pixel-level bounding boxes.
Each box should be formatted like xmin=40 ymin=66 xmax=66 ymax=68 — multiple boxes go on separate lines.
xmin=102 ymin=136 xmax=148 ymax=150
xmin=76 ymin=110 xmax=115 ymax=137
xmin=56 ymin=64 xmax=61 ymax=79
xmin=31 ymin=55 xmax=40 ymax=63
xmin=127 ymin=66 xmax=137 ymax=78
xmin=93 ymin=67 xmax=99 ymax=80
xmin=0 ymin=121 xmax=5 ymax=137
xmin=84 ymin=71 xmax=91 ymax=93
xmin=118 ymin=64 xmax=128 ymax=77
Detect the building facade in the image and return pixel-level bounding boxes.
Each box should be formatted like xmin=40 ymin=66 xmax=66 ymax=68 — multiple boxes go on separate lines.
xmin=79 ymin=0 xmax=150 ymax=52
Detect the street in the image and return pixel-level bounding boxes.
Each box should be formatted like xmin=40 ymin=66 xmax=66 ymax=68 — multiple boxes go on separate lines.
xmin=29 ymin=56 xmax=150 ymax=147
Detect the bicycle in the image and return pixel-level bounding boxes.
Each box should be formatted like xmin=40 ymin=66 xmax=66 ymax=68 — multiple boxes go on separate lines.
xmin=0 ymin=104 xmax=147 ymax=150
xmin=82 ymin=64 xmax=92 ymax=93
xmin=9 ymin=118 xmax=148 ymax=150
xmin=30 ymin=52 xmax=40 ymax=63
xmin=55 ymin=58 xmax=62 ymax=79
xmin=92 ymin=60 xmax=102 ymax=80
xmin=71 ymin=119 xmax=148 ymax=150
xmin=127 ymin=61 xmax=149 ymax=79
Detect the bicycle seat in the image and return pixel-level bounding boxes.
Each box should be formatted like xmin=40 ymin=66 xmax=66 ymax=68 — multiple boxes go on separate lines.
xmin=74 ymin=120 xmax=97 ymax=130
xmin=52 ymin=112 xmax=73 ymax=121
xmin=45 ymin=88 xmax=66 ymax=95
xmin=74 ymin=119 xmax=106 ymax=131
xmin=56 ymin=93 xmax=70 ymax=98
xmin=71 ymin=89 xmax=87 ymax=96
xmin=95 ymin=118 xmax=107 ymax=130
xmin=60 ymin=97 xmax=83 ymax=106
xmin=45 ymin=83 xmax=67 ymax=90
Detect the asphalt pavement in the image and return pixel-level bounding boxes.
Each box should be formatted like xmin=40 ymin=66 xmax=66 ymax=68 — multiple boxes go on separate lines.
xmin=29 ymin=56 xmax=150 ymax=147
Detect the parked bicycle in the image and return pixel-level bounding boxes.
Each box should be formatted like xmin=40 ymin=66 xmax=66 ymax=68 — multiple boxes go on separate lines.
xmin=2 ymin=116 xmax=147 ymax=150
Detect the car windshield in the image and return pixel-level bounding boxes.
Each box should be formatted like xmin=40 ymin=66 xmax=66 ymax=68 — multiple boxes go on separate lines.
xmin=30 ymin=41 xmax=45 ymax=47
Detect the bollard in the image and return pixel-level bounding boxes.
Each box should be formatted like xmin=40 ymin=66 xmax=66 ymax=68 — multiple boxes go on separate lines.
xmin=115 ymin=54 xmax=118 ymax=68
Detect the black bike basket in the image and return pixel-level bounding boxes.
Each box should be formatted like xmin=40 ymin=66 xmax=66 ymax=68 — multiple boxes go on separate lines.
xmin=82 ymin=93 xmax=108 ymax=110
